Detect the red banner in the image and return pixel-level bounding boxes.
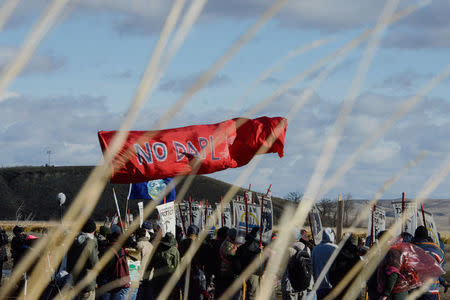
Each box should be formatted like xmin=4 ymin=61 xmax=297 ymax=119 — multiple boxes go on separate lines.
xmin=98 ymin=116 xmax=287 ymax=183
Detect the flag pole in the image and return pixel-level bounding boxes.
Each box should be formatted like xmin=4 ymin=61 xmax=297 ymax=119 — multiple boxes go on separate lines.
xmin=178 ymin=202 xmax=186 ymax=236
xmin=189 ymin=196 xmax=193 ymax=226
xmin=205 ymin=200 xmax=208 ymax=228
xmin=259 ymin=194 xmax=264 ymax=247
xmin=308 ymin=212 xmax=315 ymax=246
xmin=112 ymin=188 xmax=125 ymax=232
xmin=370 ymin=203 xmax=375 ymax=247
xmin=420 ymin=202 xmax=426 ymax=228
xmin=124 ymin=197 xmax=129 ymax=229
xmin=221 ymin=196 xmax=224 ymax=227
xmin=244 ymin=193 xmax=249 ymax=236
xmin=401 ymin=192 xmax=406 ymax=237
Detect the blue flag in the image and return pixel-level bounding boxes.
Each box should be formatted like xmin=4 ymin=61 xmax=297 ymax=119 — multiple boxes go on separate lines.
xmin=127 ymin=178 xmax=176 ymax=202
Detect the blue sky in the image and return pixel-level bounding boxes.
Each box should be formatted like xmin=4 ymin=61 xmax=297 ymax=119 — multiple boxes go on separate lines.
xmin=1 ymin=0 xmax=450 ymax=200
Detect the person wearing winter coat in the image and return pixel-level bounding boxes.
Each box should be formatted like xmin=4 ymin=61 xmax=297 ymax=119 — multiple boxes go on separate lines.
xmin=311 ymin=228 xmax=338 ymax=300
xmin=281 ymin=229 xmax=314 ymax=300
xmin=328 ymin=234 xmax=361 ymax=300
xmin=412 ymin=226 xmax=445 ymax=300
xmin=67 ymin=219 xmax=99 ymax=300
xmin=236 ymin=227 xmax=263 ymax=300
xmin=0 ymin=226 xmax=8 ymax=284
xmin=146 ymin=232 xmax=180 ymax=299
xmin=11 ymin=225 xmax=28 ymax=269
xmin=216 ymin=228 xmax=240 ymax=300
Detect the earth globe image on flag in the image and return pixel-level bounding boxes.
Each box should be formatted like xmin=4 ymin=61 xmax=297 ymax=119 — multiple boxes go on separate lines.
xmin=147 ymin=179 xmax=167 ymax=200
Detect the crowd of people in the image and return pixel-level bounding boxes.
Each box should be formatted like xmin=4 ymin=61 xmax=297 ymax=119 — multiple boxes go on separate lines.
xmin=0 ymin=221 xmax=448 ymax=300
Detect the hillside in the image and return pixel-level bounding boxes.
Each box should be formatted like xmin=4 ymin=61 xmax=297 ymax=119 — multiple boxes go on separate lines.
xmin=0 ymin=166 xmax=292 ymax=221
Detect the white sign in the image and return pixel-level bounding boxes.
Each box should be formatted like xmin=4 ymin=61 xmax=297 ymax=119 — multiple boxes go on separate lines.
xmin=138 ymin=202 xmax=144 ymax=228
xmin=156 ymin=202 xmax=176 ymax=236
xmin=417 ymin=210 xmax=439 ymax=244
xmin=232 ymin=196 xmax=261 ymax=244
xmin=310 ymin=205 xmax=323 ymax=245
xmin=367 ymin=206 xmax=386 ymax=242
xmin=392 ymin=201 xmax=417 ymax=236
xmin=257 ymin=194 xmax=273 ymax=243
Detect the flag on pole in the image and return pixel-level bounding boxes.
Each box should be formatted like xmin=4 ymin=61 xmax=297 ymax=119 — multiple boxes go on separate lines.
xmin=98 ymin=116 xmax=287 ymax=183
xmin=127 ymin=178 xmax=176 ymax=202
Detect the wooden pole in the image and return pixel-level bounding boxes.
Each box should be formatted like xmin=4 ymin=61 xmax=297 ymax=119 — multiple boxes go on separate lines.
xmin=221 ymin=196 xmax=224 ymax=227
xmin=370 ymin=203 xmax=375 ymax=247
xmin=124 ymin=197 xmax=129 ymax=229
xmin=336 ymin=194 xmax=344 ymax=243
xmin=178 ymin=202 xmax=186 ymax=236
xmin=245 ymin=193 xmax=249 ymax=236
xmin=401 ymin=192 xmax=406 ymax=236
xmin=189 ymin=197 xmax=193 ymax=226
xmin=420 ymin=202 xmax=426 ymax=228
xmin=205 ymin=200 xmax=208 ymax=228
xmin=260 ymin=194 xmax=264 ymax=247
xmin=308 ymin=212 xmax=316 ymax=246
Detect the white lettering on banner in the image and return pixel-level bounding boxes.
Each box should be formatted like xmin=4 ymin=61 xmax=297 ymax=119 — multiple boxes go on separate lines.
xmin=392 ymin=201 xmax=417 ymax=236
xmin=136 ymin=136 xmax=222 ymax=165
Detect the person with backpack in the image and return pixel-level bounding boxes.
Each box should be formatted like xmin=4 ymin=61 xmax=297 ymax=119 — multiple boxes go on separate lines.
xmin=236 ymin=226 xmax=263 ymax=300
xmin=0 ymin=226 xmax=8 ymax=284
xmin=282 ymin=229 xmax=314 ymax=300
xmin=328 ymin=234 xmax=361 ymax=300
xmin=147 ymin=232 xmax=180 ymax=299
xmin=412 ymin=226 xmax=445 ymax=300
xmin=98 ymin=232 xmax=131 ymax=300
xmin=216 ymin=228 xmax=240 ymax=300
xmin=67 ymin=219 xmax=99 ymax=300
xmin=311 ymin=228 xmax=338 ymax=300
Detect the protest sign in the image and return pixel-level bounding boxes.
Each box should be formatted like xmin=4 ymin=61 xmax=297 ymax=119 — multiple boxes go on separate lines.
xmin=156 ymin=202 xmax=176 ymax=236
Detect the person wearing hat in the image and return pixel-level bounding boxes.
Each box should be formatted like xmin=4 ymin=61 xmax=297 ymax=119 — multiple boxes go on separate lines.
xmin=216 ymin=228 xmax=240 ymax=300
xmin=143 ymin=232 xmax=179 ymax=299
xmin=11 ymin=225 xmax=27 ymax=269
xmin=236 ymin=226 xmax=263 ymax=300
xmin=67 ymin=219 xmax=99 ymax=300
xmin=412 ymin=226 xmax=444 ymax=300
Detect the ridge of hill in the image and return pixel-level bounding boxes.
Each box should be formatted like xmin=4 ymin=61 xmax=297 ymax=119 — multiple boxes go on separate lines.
xmin=0 ymin=166 xmax=292 ymax=221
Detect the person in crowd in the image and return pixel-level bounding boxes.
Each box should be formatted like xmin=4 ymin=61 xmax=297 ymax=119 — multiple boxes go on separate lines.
xmin=135 ymin=227 xmax=153 ymax=280
xmin=299 ymin=229 xmax=315 ymax=252
xmin=236 ymin=226 xmax=263 ymax=300
xmin=146 ymin=232 xmax=180 ymax=299
xmin=142 ymin=220 xmax=155 ymax=241
xmin=377 ymin=244 xmax=409 ymax=300
xmin=328 ymin=233 xmax=361 ymax=299
xmin=311 ymin=228 xmax=338 ymax=299
xmin=356 ymin=237 xmax=368 ymax=256
xmin=99 ymin=232 xmax=131 ymax=300
xmin=216 ymin=228 xmax=240 ymax=300
xmin=0 ymin=226 xmax=8 ymax=284
xmin=11 ymin=225 xmax=28 ymax=269
xmin=178 ymin=225 xmax=210 ymax=300
xmin=281 ymin=228 xmax=314 ymax=300
xmin=67 ymin=219 xmax=99 ymax=300
xmin=412 ymin=226 xmax=445 ymax=300
xmin=436 ymin=232 xmax=449 ymax=293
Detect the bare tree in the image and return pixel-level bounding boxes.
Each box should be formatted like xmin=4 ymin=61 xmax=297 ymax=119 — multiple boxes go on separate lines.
xmin=342 ymin=192 xmax=355 ymax=227
xmin=317 ymin=197 xmax=337 ymax=226
xmin=285 ymin=191 xmax=303 ymax=203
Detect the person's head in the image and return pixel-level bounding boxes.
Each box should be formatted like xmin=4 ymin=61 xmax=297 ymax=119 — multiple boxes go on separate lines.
xmin=82 ymin=219 xmax=97 ymax=234
xmin=300 ymin=229 xmax=309 ymax=240
xmin=322 ymin=228 xmax=335 ymax=244
xmin=99 ymin=225 xmax=111 ymax=238
xmin=13 ymin=225 xmax=25 ymax=236
xmin=228 ymin=228 xmax=237 ymax=242
xmin=160 ymin=232 xmax=176 ymax=247
xmin=402 ymin=232 xmax=414 ymax=243
xmin=217 ymin=226 xmax=229 ymax=241
xmin=107 ymin=231 xmax=121 ymax=243
xmin=357 ymin=237 xmax=365 ymax=247
xmin=135 ymin=227 xmax=147 ymax=240
xmin=414 ymin=226 xmax=429 ymax=241
xmin=187 ymin=225 xmax=199 ymax=238
xmin=110 ymin=224 xmax=122 ymax=234
xmin=142 ymin=220 xmax=154 ymax=232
